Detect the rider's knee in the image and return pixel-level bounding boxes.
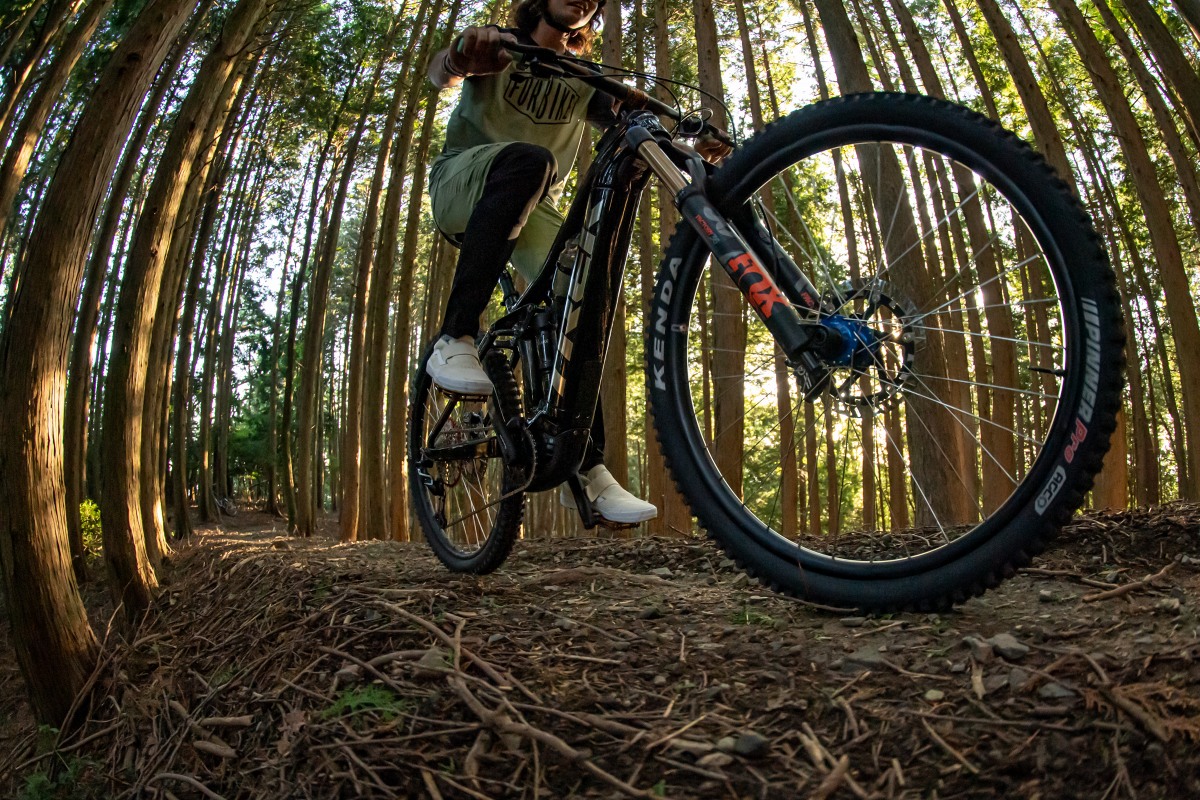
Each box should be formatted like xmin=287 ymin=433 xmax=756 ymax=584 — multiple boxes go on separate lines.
xmin=490 ymin=143 xmax=558 ymax=198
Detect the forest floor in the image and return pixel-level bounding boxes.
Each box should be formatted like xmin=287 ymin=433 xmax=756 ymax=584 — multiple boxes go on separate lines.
xmin=1 ymin=505 xmax=1199 ymax=799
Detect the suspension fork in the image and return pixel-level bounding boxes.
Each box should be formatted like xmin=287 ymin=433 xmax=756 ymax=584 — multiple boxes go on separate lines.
xmin=626 ymin=127 xmax=828 ymax=365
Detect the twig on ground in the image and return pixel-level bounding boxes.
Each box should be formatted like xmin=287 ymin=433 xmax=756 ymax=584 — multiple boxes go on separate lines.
xmin=919 ymin=717 xmax=979 ymax=776
xmin=1082 ymin=562 xmax=1176 ymax=602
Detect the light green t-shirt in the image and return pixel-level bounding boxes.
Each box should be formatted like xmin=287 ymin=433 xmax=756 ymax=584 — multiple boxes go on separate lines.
xmin=436 ymin=46 xmax=597 ymax=203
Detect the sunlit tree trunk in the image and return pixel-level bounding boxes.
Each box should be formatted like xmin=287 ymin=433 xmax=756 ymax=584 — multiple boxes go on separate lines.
xmin=388 ymin=0 xmax=457 ymax=543
xmin=295 ymin=58 xmax=377 ymax=537
xmin=101 ymin=0 xmax=269 ymax=617
xmin=0 ymin=0 xmax=197 ymax=726
xmin=0 ymin=0 xmax=114 ymax=242
xmin=815 ymin=0 xmax=970 ymax=528
xmin=1174 ymin=0 xmax=1200 ymax=40
xmin=1050 ymin=0 xmax=1200 ymax=499
xmin=362 ymin=0 xmax=438 ymax=540
xmin=65 ymin=19 xmax=195 ymax=576
xmin=340 ymin=16 xmax=404 ymax=543
xmin=1120 ymin=0 xmax=1200 ymax=142
xmin=0 ymin=0 xmax=75 ymax=144
xmin=389 ymin=74 xmax=451 ymax=543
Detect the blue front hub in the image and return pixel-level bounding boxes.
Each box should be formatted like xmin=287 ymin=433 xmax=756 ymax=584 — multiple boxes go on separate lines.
xmin=821 ymin=315 xmax=883 ymax=369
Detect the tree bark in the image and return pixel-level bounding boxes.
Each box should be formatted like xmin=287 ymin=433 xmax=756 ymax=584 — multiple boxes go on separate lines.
xmin=0 ymin=0 xmax=75 ymax=145
xmin=0 ymin=0 xmax=197 ymax=726
xmin=1121 ymin=0 xmax=1200 ymax=143
xmin=814 ymin=0 xmax=973 ymax=526
xmin=339 ymin=15 xmax=404 ymax=543
xmin=295 ymin=54 xmax=380 ymax=537
xmin=0 ymin=0 xmax=115 ymax=241
xmin=361 ymin=0 xmax=438 ymax=540
xmin=1050 ymin=0 xmax=1200 ymax=498
xmin=388 ymin=70 xmax=451 ymax=543
xmin=100 ymin=0 xmax=270 ymax=616
xmin=1174 ymin=0 xmax=1200 ymax=40
xmin=64 ymin=20 xmax=195 ymax=579
xmin=972 ymin=0 xmax=1077 ymax=185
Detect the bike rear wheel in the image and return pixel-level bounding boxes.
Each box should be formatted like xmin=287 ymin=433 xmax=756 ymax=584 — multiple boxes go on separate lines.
xmin=408 ymin=345 xmax=525 ymax=573
xmin=648 ymin=93 xmax=1125 ymax=611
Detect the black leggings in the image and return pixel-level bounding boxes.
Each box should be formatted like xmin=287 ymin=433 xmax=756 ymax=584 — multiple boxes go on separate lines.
xmin=438 ymin=142 xmax=605 ymax=472
xmin=440 ymin=142 xmax=557 ymax=340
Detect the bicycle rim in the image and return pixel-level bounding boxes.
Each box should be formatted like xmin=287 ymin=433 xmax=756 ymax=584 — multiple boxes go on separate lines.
xmin=409 ymin=361 xmax=523 ymax=565
xmin=681 ymin=136 xmax=1076 ymax=572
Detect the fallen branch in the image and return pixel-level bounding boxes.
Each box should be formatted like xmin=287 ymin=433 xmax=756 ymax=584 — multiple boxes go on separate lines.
xmin=919 ymin=718 xmax=979 ymax=776
xmin=147 ymin=773 xmax=226 ymax=800
xmin=1082 ymin=562 xmax=1176 ymax=602
xmin=448 ymin=675 xmax=658 ymax=799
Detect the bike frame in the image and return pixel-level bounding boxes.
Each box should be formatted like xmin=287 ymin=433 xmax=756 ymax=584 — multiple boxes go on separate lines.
xmin=427 ymin=51 xmax=841 ymax=516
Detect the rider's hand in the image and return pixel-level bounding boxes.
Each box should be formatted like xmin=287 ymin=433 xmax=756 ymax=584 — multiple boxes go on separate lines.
xmin=446 ymin=26 xmax=516 ymax=78
xmin=695 ymin=129 xmax=734 ymax=163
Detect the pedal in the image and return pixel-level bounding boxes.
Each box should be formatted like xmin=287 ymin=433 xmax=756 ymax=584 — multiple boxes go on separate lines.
xmin=597 ymin=519 xmax=639 ymax=531
xmin=433 ymin=385 xmax=491 ymax=402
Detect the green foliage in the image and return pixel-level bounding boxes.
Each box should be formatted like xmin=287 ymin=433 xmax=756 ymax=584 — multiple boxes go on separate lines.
xmin=17 ymin=755 xmax=102 ymax=800
xmin=322 ymin=685 xmax=411 ymax=721
xmin=78 ymin=501 xmax=101 ymax=560
xmin=732 ymin=607 xmax=781 ymax=628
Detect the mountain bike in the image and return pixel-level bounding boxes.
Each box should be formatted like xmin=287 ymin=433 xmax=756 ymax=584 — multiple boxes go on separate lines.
xmin=408 ymin=43 xmax=1125 ymax=611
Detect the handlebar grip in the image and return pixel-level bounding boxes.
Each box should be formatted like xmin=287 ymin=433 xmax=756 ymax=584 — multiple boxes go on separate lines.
xmin=500 ymin=41 xmax=682 ymax=122
xmin=705 ymin=125 xmax=734 ymax=148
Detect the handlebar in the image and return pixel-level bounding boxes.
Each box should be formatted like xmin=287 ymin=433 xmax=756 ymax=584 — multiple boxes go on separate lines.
xmin=500 ymin=41 xmax=733 ymax=147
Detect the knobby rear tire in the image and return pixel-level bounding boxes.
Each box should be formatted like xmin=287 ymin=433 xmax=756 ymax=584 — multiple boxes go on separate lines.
xmin=409 ymin=345 xmax=525 ymax=574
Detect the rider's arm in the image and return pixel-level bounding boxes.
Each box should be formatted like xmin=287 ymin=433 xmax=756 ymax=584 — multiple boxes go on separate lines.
xmin=428 ymin=25 xmax=515 ymax=89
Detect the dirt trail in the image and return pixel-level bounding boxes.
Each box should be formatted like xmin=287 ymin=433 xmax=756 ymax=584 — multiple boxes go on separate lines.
xmin=2 ymin=505 xmax=1199 ymax=798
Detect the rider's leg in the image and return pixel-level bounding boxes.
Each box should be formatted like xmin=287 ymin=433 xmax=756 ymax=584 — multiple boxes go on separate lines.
xmin=440 ymin=143 xmax=558 ymax=338
xmin=430 ymin=143 xmax=558 ymax=393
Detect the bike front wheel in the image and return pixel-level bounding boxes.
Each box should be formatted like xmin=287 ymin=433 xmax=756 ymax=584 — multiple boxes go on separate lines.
xmin=648 ymin=93 xmax=1124 ymax=611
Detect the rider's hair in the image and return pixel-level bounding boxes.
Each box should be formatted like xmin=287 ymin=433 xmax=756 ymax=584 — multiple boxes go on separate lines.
xmin=510 ymin=0 xmax=603 ymax=55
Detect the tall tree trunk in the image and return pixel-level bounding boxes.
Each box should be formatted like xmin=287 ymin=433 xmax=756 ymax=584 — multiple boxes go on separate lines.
xmin=339 ymin=15 xmax=404 ymax=543
xmin=295 ymin=55 xmax=377 ymax=538
xmin=100 ymin=0 xmax=269 ymax=616
xmin=361 ymin=0 xmax=438 ymax=540
xmin=1175 ymin=0 xmax=1200 ymax=40
xmin=1050 ymin=0 xmax=1200 ymax=498
xmin=283 ymin=87 xmax=350 ymax=534
xmin=0 ymin=0 xmax=49 ymax=80
xmin=388 ymin=0 xmax=458 ymax=543
xmin=972 ymin=0 xmax=1077 ymax=184
xmin=65 ymin=19 xmax=195 ymax=578
xmin=0 ymin=0 xmax=197 ymax=726
xmin=268 ymin=155 xmax=313 ymax=519
xmin=0 ymin=0 xmax=115 ymax=241
xmin=1120 ymin=0 xmax=1200 ymax=142
xmin=814 ymin=0 xmax=972 ymax=526
xmin=0 ymin=0 xmax=75 ymax=145
xmin=692 ymin=0 xmax=739 ymax=512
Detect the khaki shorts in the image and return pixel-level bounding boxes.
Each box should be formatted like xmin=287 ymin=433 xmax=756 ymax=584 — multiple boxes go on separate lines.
xmin=429 ymin=143 xmax=564 ymax=283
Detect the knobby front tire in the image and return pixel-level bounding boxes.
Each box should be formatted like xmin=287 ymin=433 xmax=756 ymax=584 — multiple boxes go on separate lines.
xmin=647 ymin=93 xmax=1125 ymax=611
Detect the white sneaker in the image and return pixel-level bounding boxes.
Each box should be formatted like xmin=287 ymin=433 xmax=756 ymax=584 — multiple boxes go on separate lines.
xmin=559 ymin=464 xmax=658 ymax=524
xmin=427 ymin=335 xmax=493 ymax=395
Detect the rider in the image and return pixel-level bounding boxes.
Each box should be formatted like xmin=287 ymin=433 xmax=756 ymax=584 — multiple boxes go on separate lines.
xmin=424 ymin=0 xmax=720 ymax=524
